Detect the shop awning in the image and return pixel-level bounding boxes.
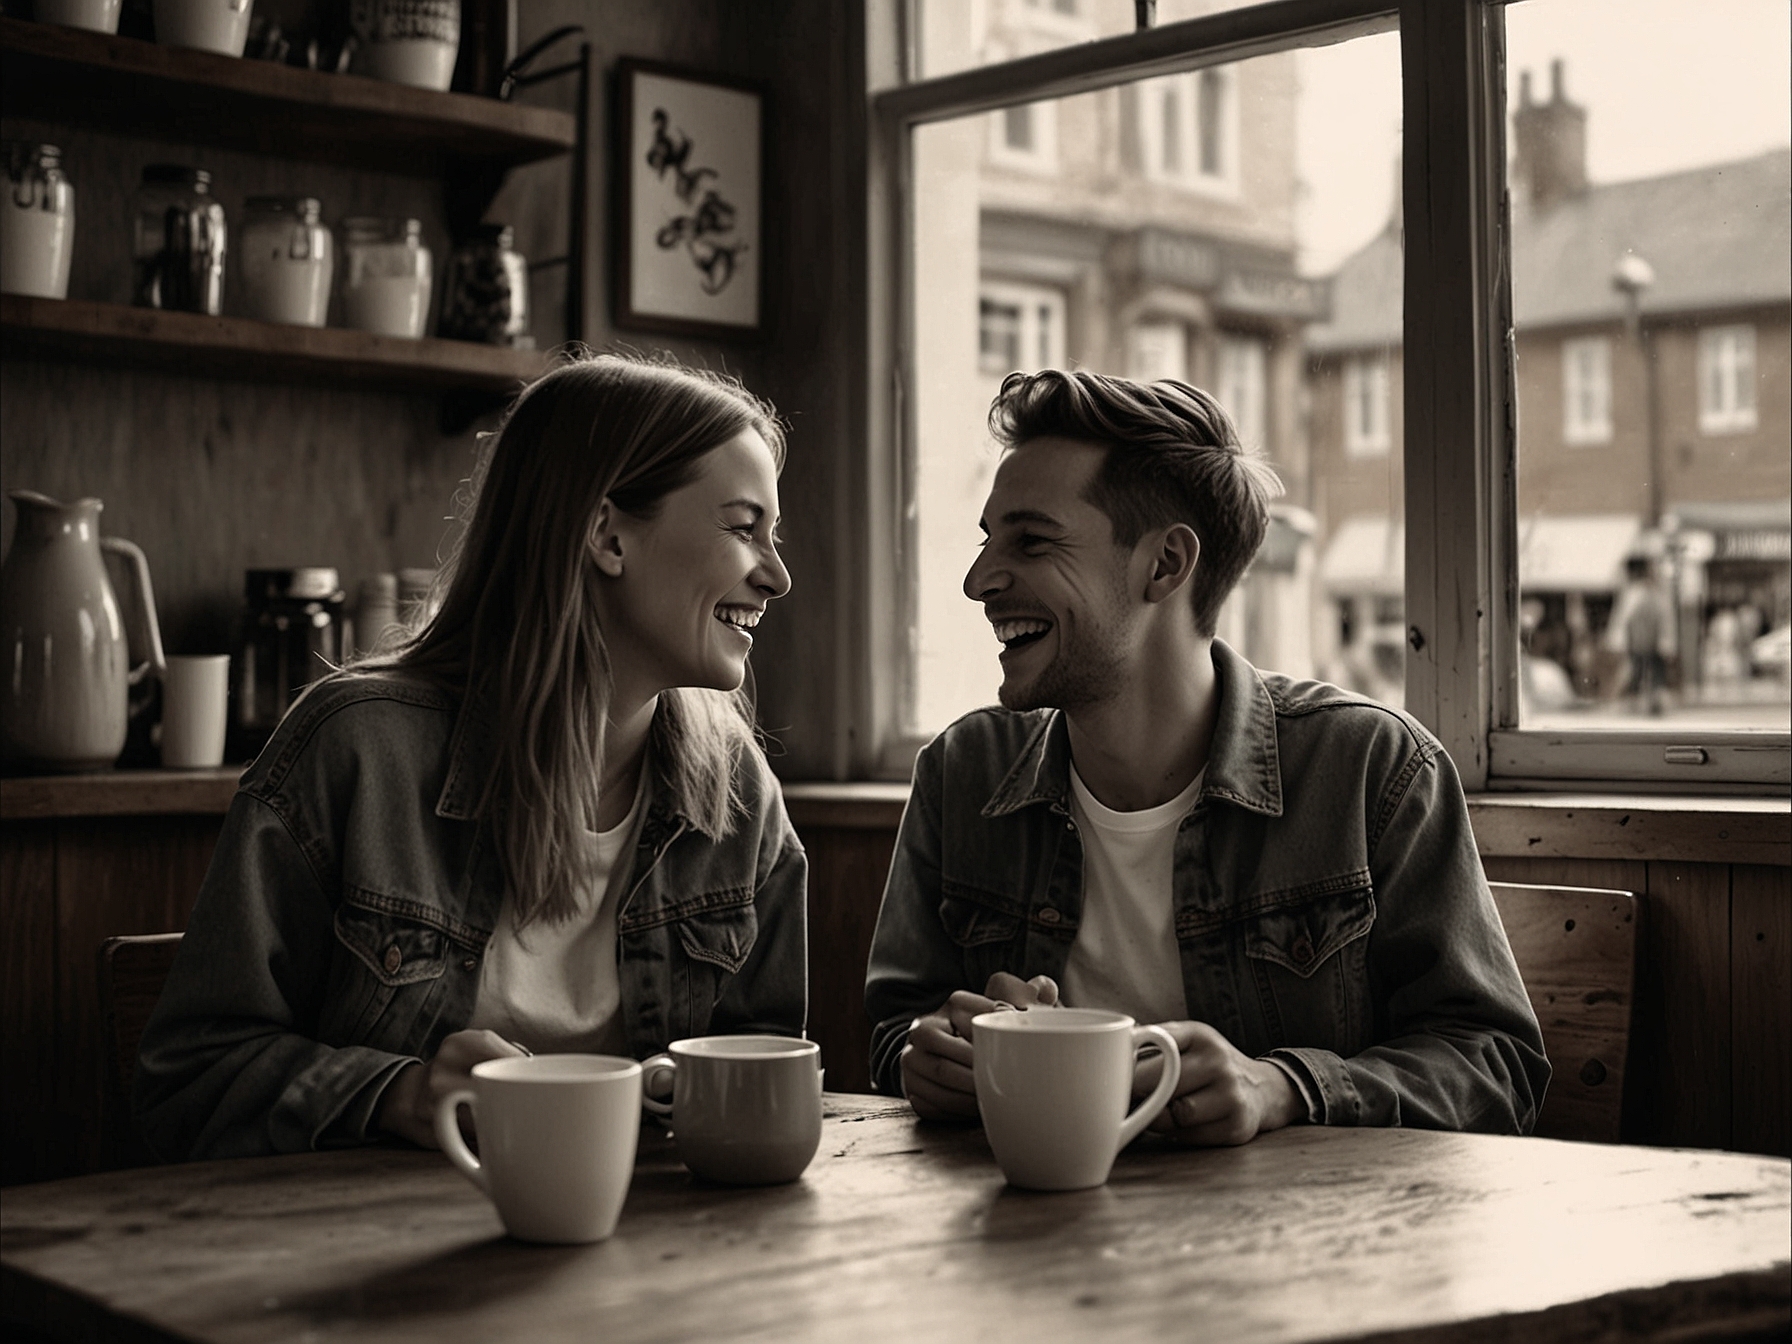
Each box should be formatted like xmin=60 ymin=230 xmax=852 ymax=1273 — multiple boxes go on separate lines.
xmin=1517 ymin=514 xmax=1640 ymax=592
xmin=1319 ymin=516 xmax=1403 ymax=596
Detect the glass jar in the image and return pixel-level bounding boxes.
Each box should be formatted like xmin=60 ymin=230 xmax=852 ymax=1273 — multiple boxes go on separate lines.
xmin=438 ymin=222 xmax=531 ymax=347
xmin=1 ymin=142 xmax=75 ymax=300
xmin=240 ymin=196 xmax=332 ymax=327
xmin=133 ymin=164 xmax=226 ymax=315
xmin=339 ymin=216 xmax=431 ymax=339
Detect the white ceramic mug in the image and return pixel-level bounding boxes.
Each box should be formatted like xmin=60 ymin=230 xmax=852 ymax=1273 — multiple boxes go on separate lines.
xmin=434 ymin=1054 xmax=642 ymax=1244
xmin=641 ymin=1035 xmax=822 ymax=1185
xmin=159 ymin=654 xmax=228 ymax=768
xmin=973 ymin=1008 xmax=1181 ymax=1191
xmin=33 ymin=0 xmax=122 ymax=33
xmin=152 ymin=0 xmax=253 ymax=56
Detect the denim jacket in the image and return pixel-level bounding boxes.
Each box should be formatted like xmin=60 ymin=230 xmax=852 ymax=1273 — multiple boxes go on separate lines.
xmin=135 ymin=672 xmax=807 ymax=1161
xmin=865 ymin=641 xmax=1548 ymax=1133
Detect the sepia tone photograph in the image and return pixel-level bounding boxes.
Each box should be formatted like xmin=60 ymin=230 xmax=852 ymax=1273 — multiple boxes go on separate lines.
xmin=0 ymin=1 xmax=1786 ymax=1341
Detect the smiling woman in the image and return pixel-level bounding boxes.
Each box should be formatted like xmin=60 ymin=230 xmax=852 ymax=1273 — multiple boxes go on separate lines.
xmin=132 ymin=355 xmax=809 ymax=1162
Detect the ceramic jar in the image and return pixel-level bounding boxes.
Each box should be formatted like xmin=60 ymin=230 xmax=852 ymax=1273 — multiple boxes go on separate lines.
xmin=438 ymin=223 xmax=530 ymax=346
xmin=240 ymin=196 xmax=332 ymax=326
xmin=33 ymin=0 xmax=122 ymax=33
xmin=339 ymin=216 xmax=431 ymax=338
xmin=133 ymin=164 xmax=227 ymax=315
xmin=350 ymin=0 xmax=460 ymax=91
xmin=1 ymin=142 xmax=75 ymax=301
xmin=0 ymin=492 xmax=165 ymax=774
xmin=153 ymin=0 xmax=255 ymax=56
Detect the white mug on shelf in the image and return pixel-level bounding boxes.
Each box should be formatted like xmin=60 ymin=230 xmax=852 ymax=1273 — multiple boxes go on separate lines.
xmin=33 ymin=0 xmax=122 ymax=33
xmin=159 ymin=654 xmax=229 ymax=769
xmin=350 ymin=0 xmax=460 ymax=91
xmin=434 ymin=1054 xmax=642 ymax=1244
xmin=972 ymin=1008 xmax=1181 ymax=1192
xmin=152 ymin=0 xmax=254 ymax=57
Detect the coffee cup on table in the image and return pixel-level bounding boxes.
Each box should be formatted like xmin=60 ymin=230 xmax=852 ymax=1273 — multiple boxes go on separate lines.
xmin=641 ymin=1035 xmax=823 ymax=1185
xmin=973 ymin=1008 xmax=1181 ymax=1191
xmin=434 ymin=1054 xmax=642 ymax=1244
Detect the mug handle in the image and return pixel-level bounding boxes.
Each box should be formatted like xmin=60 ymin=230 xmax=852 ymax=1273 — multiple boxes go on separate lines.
xmin=1115 ymin=1024 xmax=1182 ymax=1153
xmin=640 ymin=1053 xmax=676 ymax=1117
xmin=434 ymin=1087 xmax=486 ymax=1192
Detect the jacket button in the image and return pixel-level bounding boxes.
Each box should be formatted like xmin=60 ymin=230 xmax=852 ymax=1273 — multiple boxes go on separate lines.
xmin=463 ymin=956 xmax=477 ymax=972
xmin=1291 ymin=935 xmax=1314 ymax=965
xmin=383 ymin=945 xmax=403 ymax=975
xmin=1037 ymin=907 xmax=1061 ymax=925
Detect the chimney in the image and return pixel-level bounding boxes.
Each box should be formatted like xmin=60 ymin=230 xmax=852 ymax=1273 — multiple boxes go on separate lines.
xmin=1511 ymin=58 xmax=1587 ymax=210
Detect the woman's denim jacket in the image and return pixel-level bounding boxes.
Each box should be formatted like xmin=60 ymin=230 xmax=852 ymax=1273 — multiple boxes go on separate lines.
xmin=135 ymin=672 xmax=807 ymax=1161
xmin=865 ymin=641 xmax=1549 ymax=1133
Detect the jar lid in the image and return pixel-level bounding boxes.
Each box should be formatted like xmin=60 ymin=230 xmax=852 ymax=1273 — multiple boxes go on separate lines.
xmin=245 ymin=567 xmax=342 ymax=601
xmin=464 ymin=223 xmax=516 ymax=247
xmin=244 ymin=195 xmax=323 ymax=219
xmin=142 ymin=164 xmax=211 ymax=189
xmin=4 ymin=140 xmax=61 ymax=161
xmin=340 ymin=216 xmax=423 ymax=240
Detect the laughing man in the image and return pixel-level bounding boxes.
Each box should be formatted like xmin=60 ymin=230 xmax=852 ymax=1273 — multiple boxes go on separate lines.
xmin=865 ymin=370 xmax=1547 ymax=1143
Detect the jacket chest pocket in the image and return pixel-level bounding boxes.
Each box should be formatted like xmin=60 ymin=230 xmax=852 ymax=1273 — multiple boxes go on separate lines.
xmin=326 ymin=899 xmax=454 ymax=1045
xmin=1241 ymin=886 xmax=1375 ymax=1052
xmin=938 ymin=882 xmax=1026 ymax=984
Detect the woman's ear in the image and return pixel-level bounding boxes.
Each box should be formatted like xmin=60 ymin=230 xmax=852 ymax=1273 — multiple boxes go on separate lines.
xmin=1142 ymin=523 xmax=1200 ymax=605
xmin=588 ymin=499 xmax=627 ymax=577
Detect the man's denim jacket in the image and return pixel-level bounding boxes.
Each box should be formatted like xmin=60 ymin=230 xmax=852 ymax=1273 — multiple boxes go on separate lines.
xmin=865 ymin=641 xmax=1548 ymax=1133
xmin=135 ymin=672 xmax=807 ymax=1161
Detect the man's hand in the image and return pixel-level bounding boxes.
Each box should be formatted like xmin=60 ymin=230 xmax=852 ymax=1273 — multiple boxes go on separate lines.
xmin=899 ymin=973 xmax=1059 ymax=1122
xmin=376 ymin=1029 xmax=529 ymax=1149
xmin=1133 ymin=1021 xmax=1303 ymax=1146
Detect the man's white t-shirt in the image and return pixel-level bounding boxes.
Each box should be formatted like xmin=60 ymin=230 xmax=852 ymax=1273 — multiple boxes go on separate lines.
xmin=466 ymin=781 xmax=645 ymax=1054
xmin=1059 ymin=764 xmax=1204 ymax=1024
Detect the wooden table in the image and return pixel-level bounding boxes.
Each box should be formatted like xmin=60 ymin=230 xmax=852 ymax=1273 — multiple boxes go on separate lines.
xmin=3 ymin=1096 xmax=1787 ymax=1343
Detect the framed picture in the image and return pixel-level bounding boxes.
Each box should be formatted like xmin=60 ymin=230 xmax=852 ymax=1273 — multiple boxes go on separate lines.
xmin=615 ymin=59 xmax=764 ymax=338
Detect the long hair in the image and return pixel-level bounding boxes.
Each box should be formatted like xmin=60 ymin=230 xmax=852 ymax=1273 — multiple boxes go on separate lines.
xmin=987 ymin=369 xmax=1283 ymax=636
xmin=391 ymin=353 xmax=786 ymax=926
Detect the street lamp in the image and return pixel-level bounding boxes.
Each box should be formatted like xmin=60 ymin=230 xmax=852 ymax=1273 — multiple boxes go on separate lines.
xmin=1611 ymin=251 xmax=1660 ymax=527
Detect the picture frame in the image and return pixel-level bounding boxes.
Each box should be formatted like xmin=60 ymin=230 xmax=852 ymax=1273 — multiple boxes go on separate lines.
xmin=615 ymin=59 xmax=764 ymax=338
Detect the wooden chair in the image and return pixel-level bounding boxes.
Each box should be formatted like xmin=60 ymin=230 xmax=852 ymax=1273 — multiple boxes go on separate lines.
xmin=1487 ymin=881 xmax=1638 ymax=1144
xmin=98 ymin=932 xmax=184 ymax=1168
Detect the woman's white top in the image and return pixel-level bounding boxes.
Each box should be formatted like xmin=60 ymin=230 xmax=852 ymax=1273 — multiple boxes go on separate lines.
xmin=466 ymin=780 xmax=646 ymax=1054
xmin=1058 ymin=764 xmax=1204 ymax=1026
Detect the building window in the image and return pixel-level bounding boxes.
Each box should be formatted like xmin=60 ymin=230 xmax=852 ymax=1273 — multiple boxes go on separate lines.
xmin=1561 ymin=337 xmax=1612 ymax=445
xmin=1343 ymin=354 xmax=1391 ymax=457
xmin=1137 ymin=69 xmax=1236 ymax=192
xmin=1217 ymin=334 xmax=1268 ymax=451
xmin=979 ymin=282 xmax=1065 ymax=375
xmin=1126 ymin=320 xmax=1188 ymax=383
xmin=1699 ymin=324 xmax=1757 ymax=434
xmin=989 ymin=100 xmax=1057 ymax=171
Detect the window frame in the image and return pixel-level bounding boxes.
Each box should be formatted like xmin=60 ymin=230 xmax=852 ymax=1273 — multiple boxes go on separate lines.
xmin=1698 ymin=323 xmax=1759 ymax=435
xmin=864 ymin=0 xmax=1790 ymax=792
xmin=1136 ymin=67 xmax=1240 ymax=195
xmin=1344 ymin=352 xmax=1392 ymax=457
xmin=1560 ymin=335 xmax=1612 ymax=446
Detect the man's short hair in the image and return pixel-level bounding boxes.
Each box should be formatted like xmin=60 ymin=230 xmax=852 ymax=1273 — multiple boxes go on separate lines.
xmin=987 ymin=369 xmax=1284 ymax=636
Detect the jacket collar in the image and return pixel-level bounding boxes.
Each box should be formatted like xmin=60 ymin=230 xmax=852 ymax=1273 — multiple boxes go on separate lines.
xmin=980 ymin=638 xmax=1283 ymax=819
xmin=437 ymin=684 xmax=713 ymax=836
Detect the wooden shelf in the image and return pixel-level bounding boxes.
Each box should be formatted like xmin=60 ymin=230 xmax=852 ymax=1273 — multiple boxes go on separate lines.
xmin=1 ymin=766 xmax=243 ymax=820
xmin=2 ymin=294 xmax=553 ymax=392
xmin=0 ymin=17 xmax=576 ymax=175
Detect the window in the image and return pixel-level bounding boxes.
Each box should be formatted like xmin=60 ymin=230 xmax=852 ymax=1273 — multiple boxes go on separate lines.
xmin=875 ymin=0 xmax=1790 ymax=789
xmin=1215 ymin=333 xmax=1268 ymax=450
xmin=1137 ymin=69 xmax=1237 ymax=192
xmin=979 ymin=282 xmax=1066 ymax=375
xmin=1561 ymin=337 xmax=1611 ymax=445
xmin=1344 ymin=354 xmax=1391 ymax=457
xmin=1699 ymin=325 xmax=1758 ymax=434
xmin=1126 ymin=320 xmax=1188 ymax=383
xmin=988 ymin=99 xmax=1057 ymax=170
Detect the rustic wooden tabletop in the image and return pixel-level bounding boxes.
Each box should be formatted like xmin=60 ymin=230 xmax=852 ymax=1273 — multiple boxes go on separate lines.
xmin=3 ymin=1094 xmax=1787 ymax=1343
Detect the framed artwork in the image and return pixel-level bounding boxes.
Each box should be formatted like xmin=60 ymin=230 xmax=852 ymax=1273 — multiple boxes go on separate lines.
xmin=615 ymin=59 xmax=764 ymax=338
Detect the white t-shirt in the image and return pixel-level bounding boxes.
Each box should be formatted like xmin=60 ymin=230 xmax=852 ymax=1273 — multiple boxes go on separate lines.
xmin=1059 ymin=764 xmax=1204 ymax=1025
xmin=466 ymin=781 xmax=645 ymax=1054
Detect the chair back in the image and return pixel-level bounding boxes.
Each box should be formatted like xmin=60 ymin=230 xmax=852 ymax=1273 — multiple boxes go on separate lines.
xmin=1487 ymin=881 xmax=1637 ymax=1143
xmin=98 ymin=932 xmax=183 ymax=1166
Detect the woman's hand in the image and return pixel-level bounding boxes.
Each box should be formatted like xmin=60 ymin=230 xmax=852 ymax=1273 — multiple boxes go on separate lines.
xmin=376 ymin=1030 xmax=529 ymax=1149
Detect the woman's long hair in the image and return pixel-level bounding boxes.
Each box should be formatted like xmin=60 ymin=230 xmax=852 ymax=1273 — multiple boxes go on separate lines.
xmin=390 ymin=353 xmax=786 ymax=927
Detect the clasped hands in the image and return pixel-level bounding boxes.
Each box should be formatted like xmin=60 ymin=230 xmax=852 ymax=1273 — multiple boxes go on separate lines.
xmin=899 ymin=973 xmax=1302 ymax=1146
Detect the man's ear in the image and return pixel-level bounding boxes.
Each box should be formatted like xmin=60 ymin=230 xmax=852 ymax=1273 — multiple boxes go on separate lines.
xmin=1141 ymin=523 xmax=1199 ymax=605
xmin=588 ymin=499 xmax=626 ymax=577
